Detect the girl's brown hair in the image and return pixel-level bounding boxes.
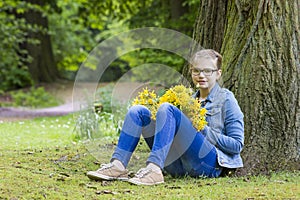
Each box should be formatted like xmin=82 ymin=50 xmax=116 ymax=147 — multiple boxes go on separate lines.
xmin=190 ymin=49 xmax=222 ymax=69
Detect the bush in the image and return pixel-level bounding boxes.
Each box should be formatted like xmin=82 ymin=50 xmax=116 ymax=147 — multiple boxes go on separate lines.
xmin=10 ymin=86 xmax=60 ymax=108
xmin=0 ymin=4 xmax=35 ymax=92
xmin=75 ymin=83 xmax=127 ymax=141
xmin=94 ymin=83 xmax=117 ymax=113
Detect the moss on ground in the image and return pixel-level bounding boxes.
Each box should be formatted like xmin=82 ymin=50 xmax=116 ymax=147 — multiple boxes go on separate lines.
xmin=0 ymin=115 xmax=299 ymax=199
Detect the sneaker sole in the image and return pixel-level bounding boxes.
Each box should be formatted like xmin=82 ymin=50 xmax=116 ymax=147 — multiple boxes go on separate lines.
xmin=127 ymin=178 xmax=164 ymax=186
xmin=87 ymin=171 xmax=128 ymax=181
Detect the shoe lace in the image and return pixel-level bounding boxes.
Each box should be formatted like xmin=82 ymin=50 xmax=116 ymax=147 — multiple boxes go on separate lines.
xmin=135 ymin=168 xmax=152 ymax=178
xmin=98 ymin=163 xmax=113 ymax=171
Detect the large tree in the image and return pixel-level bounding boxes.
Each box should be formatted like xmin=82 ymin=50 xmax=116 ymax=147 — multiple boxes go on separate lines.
xmin=20 ymin=0 xmax=59 ymax=83
xmin=187 ymin=0 xmax=300 ymax=174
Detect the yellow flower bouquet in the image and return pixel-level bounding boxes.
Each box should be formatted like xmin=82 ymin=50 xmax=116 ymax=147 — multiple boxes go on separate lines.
xmin=132 ymin=85 xmax=207 ymax=131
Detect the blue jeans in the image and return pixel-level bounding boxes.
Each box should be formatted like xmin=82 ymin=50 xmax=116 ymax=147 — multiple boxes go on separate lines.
xmin=111 ymin=103 xmax=222 ymax=178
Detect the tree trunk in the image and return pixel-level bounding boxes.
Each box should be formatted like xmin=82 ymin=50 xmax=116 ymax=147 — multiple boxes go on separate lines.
xmin=170 ymin=0 xmax=187 ymax=20
xmin=181 ymin=0 xmax=228 ymax=85
xmin=187 ymin=0 xmax=300 ymax=175
xmin=193 ymin=0 xmax=227 ymax=52
xmin=22 ymin=0 xmax=58 ymax=82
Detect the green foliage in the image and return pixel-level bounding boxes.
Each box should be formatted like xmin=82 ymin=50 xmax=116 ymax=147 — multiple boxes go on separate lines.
xmin=10 ymin=86 xmax=60 ymax=108
xmin=57 ymin=0 xmax=199 ymax=82
xmin=0 ymin=1 xmax=38 ymax=91
xmin=0 ymin=0 xmax=201 ymax=92
xmin=120 ymin=49 xmax=185 ymax=80
xmin=128 ymin=0 xmax=200 ymax=36
xmin=47 ymin=0 xmax=95 ymax=79
xmin=94 ymin=83 xmax=127 ymax=115
xmin=74 ymin=110 xmax=122 ymax=141
xmin=94 ymin=83 xmax=116 ymax=113
xmin=74 ymin=83 xmax=128 ymax=141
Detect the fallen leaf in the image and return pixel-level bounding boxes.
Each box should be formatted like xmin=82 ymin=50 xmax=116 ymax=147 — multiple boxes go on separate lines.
xmin=123 ymin=189 xmax=133 ymax=194
xmin=273 ymin=180 xmax=286 ymax=184
xmin=243 ymin=177 xmax=251 ymax=182
xmin=259 ymin=193 xmax=266 ymax=197
xmin=165 ymin=185 xmax=182 ymax=189
xmin=56 ymin=174 xmax=68 ymax=181
xmin=93 ymin=161 xmax=101 ymax=165
xmin=56 ymin=155 xmax=68 ymax=162
xmin=205 ymin=181 xmax=217 ymax=186
xmin=95 ymin=190 xmax=118 ymax=195
xmin=59 ymin=172 xmax=70 ymax=177
xmin=85 ymin=184 xmax=97 ymax=190
xmin=101 ymin=181 xmax=111 ymax=186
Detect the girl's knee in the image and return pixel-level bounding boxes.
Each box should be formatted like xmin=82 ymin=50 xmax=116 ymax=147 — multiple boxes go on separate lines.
xmin=127 ymin=105 xmax=152 ymax=126
xmin=157 ymin=102 xmax=174 ymax=112
xmin=129 ymin=105 xmax=149 ymax=114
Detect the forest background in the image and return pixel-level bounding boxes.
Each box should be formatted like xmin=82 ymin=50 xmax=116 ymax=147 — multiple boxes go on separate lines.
xmin=0 ymin=0 xmax=196 ymax=91
xmin=1 ymin=0 xmax=299 ymax=175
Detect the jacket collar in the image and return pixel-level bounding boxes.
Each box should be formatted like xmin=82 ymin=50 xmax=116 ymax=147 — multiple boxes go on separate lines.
xmin=194 ymin=83 xmax=221 ymax=103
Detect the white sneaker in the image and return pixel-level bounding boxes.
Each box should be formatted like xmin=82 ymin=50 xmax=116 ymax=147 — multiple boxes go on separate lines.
xmin=128 ymin=167 xmax=164 ymax=186
xmin=87 ymin=163 xmax=129 ymax=181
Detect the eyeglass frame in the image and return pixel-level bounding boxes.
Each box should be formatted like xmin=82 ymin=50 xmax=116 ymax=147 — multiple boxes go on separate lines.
xmin=191 ymin=68 xmax=219 ymax=76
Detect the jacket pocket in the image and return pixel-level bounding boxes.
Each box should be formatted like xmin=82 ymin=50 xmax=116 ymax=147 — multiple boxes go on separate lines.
xmin=206 ymin=107 xmax=223 ymax=129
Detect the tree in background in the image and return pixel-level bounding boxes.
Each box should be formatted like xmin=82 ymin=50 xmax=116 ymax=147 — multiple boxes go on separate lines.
xmin=77 ymin=0 xmax=200 ymax=80
xmin=0 ymin=0 xmax=200 ymax=91
xmin=0 ymin=0 xmax=61 ymax=91
xmin=0 ymin=1 xmax=35 ymax=91
xmin=187 ymin=0 xmax=299 ymax=174
xmin=20 ymin=0 xmax=58 ymax=83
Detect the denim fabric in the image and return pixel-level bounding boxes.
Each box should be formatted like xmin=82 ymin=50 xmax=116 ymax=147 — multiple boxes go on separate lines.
xmin=111 ymin=83 xmax=244 ymax=177
xmin=193 ymin=83 xmax=244 ymax=168
xmin=112 ymin=103 xmax=223 ymax=178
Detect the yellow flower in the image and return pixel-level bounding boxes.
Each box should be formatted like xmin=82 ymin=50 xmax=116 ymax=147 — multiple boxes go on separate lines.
xmin=131 ymin=85 xmax=207 ymax=131
xmin=200 ymin=108 xmax=207 ymax=116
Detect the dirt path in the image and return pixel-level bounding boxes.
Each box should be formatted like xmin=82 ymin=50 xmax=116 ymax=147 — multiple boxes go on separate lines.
xmin=0 ymin=103 xmax=74 ymax=120
xmin=0 ymin=81 xmax=143 ymax=121
xmin=0 ymin=81 xmax=80 ymax=121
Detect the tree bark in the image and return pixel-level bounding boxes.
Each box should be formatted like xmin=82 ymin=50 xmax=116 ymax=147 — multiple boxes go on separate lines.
xmin=22 ymin=0 xmax=59 ymax=82
xmin=170 ymin=0 xmax=187 ymax=20
xmin=181 ymin=0 xmax=228 ymax=85
xmin=193 ymin=0 xmax=227 ymax=52
xmin=187 ymin=0 xmax=300 ymax=175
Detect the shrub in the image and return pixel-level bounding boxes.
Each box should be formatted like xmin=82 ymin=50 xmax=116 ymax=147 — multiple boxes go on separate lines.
xmin=10 ymin=86 xmax=60 ymax=108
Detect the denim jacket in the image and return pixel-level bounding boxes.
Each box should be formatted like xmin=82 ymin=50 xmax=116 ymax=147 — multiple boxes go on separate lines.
xmin=193 ymin=83 xmax=244 ymax=169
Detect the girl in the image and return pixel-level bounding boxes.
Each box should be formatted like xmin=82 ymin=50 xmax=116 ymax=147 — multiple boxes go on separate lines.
xmin=87 ymin=49 xmax=244 ymax=186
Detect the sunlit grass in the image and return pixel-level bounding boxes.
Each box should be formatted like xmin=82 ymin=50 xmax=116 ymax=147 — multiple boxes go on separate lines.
xmin=0 ymin=115 xmax=76 ymax=149
xmin=0 ymin=115 xmax=299 ymax=199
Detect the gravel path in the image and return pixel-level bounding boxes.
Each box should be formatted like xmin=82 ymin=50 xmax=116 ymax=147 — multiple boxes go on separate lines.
xmin=0 ymin=81 xmax=80 ymax=121
xmin=0 ymin=103 xmax=75 ymax=120
xmin=0 ymin=81 xmax=143 ymax=121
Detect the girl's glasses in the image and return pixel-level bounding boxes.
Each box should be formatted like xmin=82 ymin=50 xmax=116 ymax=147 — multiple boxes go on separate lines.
xmin=191 ymin=68 xmax=218 ymax=76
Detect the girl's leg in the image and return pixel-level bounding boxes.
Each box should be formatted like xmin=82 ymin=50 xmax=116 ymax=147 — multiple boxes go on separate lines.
xmin=111 ymin=105 xmax=154 ymax=167
xmin=175 ymin=132 xmax=222 ymax=178
xmin=147 ymin=103 xmax=222 ymax=178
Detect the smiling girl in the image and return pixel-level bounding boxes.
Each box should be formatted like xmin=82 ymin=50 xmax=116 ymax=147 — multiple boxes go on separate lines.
xmin=87 ymin=49 xmax=244 ymax=185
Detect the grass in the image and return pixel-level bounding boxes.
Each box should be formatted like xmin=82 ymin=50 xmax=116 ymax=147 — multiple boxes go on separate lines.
xmin=0 ymin=115 xmax=299 ymax=199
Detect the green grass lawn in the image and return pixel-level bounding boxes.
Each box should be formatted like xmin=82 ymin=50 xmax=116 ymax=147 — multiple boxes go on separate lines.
xmin=0 ymin=115 xmax=299 ymax=199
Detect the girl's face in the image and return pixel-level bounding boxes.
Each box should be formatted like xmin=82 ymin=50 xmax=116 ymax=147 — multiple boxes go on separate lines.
xmin=191 ymin=57 xmax=222 ymax=93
